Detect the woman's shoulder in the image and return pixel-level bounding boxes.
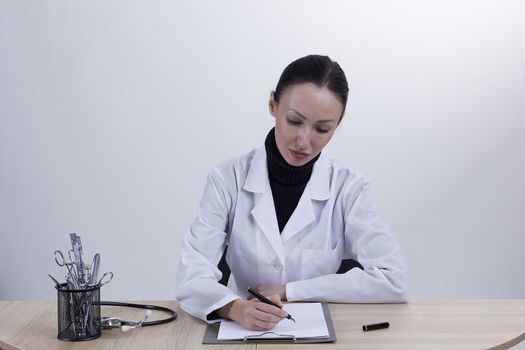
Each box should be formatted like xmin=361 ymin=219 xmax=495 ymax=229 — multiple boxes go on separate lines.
xmin=323 ymin=157 xmax=369 ymax=191
xmin=212 ymin=148 xmax=259 ymax=172
xmin=206 ymin=147 xmax=261 ymax=184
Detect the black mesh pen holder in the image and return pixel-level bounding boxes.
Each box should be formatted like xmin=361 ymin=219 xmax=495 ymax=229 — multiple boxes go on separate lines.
xmin=56 ymin=283 xmax=101 ymax=341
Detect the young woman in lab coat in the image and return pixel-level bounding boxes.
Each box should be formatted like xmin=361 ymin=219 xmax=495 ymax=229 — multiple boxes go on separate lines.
xmin=175 ymin=55 xmax=407 ymax=331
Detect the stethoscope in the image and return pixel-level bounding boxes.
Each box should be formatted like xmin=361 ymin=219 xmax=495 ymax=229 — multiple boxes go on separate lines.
xmin=99 ymin=301 xmax=177 ymax=332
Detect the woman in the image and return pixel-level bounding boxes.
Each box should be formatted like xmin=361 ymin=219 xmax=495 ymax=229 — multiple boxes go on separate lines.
xmin=175 ymin=55 xmax=407 ymax=331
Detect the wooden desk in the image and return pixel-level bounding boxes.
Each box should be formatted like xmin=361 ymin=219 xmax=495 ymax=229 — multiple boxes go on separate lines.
xmin=1 ymin=300 xmax=524 ymax=350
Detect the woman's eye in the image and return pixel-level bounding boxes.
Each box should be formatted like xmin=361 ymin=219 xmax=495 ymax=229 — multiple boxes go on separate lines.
xmin=287 ymin=119 xmax=301 ymax=126
xmin=317 ymin=128 xmax=330 ymax=134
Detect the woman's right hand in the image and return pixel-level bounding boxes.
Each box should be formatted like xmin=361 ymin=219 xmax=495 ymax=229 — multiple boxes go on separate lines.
xmin=217 ymin=296 xmax=287 ymax=331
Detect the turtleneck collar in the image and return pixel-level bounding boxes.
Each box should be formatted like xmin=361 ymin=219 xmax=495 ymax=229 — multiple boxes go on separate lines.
xmin=264 ymin=127 xmax=320 ymax=186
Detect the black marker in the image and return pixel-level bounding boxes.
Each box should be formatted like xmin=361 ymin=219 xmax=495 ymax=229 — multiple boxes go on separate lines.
xmin=246 ymin=287 xmax=296 ymax=322
xmin=362 ymin=322 xmax=390 ymax=331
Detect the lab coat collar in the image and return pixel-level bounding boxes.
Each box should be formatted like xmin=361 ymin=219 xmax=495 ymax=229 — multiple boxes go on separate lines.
xmin=244 ymin=147 xmax=331 ymax=259
xmin=244 ymin=147 xmax=284 ymax=264
xmin=243 ymin=146 xmax=330 ymax=200
xmin=305 ymin=156 xmax=331 ymax=201
xmin=243 ymin=147 xmax=269 ymax=194
xmin=280 ymin=156 xmax=330 ymax=242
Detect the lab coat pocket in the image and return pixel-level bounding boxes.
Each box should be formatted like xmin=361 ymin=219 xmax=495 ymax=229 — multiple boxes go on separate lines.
xmin=300 ymin=247 xmax=340 ymax=279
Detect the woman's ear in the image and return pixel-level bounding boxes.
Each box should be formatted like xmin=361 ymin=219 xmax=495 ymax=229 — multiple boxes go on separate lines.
xmin=268 ymin=91 xmax=277 ymax=118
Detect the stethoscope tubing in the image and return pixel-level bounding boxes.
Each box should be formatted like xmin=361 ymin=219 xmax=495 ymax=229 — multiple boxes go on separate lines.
xmin=98 ymin=301 xmax=177 ymax=327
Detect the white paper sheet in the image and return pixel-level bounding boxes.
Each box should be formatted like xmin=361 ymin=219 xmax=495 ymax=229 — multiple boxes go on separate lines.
xmin=217 ymin=303 xmax=329 ymax=340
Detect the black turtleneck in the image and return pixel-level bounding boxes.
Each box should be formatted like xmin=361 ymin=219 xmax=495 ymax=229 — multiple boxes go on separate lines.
xmin=265 ymin=128 xmax=320 ymax=233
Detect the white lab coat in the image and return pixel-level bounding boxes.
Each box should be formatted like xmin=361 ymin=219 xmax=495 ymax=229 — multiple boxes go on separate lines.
xmin=175 ymin=146 xmax=407 ymax=321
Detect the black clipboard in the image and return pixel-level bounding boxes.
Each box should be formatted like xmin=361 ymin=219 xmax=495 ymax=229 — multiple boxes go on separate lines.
xmin=202 ymin=302 xmax=337 ymax=344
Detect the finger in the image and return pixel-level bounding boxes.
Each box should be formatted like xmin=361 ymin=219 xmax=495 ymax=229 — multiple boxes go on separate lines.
xmin=254 ymin=301 xmax=287 ymax=319
xmin=244 ymin=306 xmax=281 ymax=330
xmin=268 ymin=294 xmax=283 ymax=308
xmin=251 ymin=318 xmax=279 ymax=331
xmin=246 ymin=299 xmax=282 ymax=321
xmin=252 ymin=308 xmax=283 ymax=323
xmin=243 ymin=320 xmax=274 ymax=332
xmin=250 ymin=292 xmax=283 ymax=310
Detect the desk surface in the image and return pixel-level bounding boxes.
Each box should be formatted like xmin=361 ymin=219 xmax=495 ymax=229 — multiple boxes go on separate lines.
xmin=0 ymin=300 xmax=524 ymax=350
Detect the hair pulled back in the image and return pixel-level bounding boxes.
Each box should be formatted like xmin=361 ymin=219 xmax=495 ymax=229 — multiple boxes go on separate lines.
xmin=273 ymin=55 xmax=349 ymax=120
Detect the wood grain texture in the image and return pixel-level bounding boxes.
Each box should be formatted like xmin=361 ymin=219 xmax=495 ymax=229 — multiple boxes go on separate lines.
xmin=259 ymin=300 xmax=525 ymax=350
xmin=1 ymin=300 xmax=524 ymax=349
xmin=0 ymin=300 xmax=253 ymax=350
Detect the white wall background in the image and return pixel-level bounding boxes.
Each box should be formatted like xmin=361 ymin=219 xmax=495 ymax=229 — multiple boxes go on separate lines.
xmin=1 ymin=0 xmax=524 ymax=301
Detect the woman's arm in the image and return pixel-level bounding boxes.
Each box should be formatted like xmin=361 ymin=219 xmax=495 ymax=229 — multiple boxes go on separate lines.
xmin=175 ymin=165 xmax=288 ymax=328
xmin=285 ymin=186 xmax=407 ymax=303
xmin=175 ymin=168 xmax=240 ymax=321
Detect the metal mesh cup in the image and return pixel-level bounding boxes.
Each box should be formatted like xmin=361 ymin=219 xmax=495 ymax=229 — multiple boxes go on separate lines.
xmin=56 ymin=283 xmax=101 ymax=341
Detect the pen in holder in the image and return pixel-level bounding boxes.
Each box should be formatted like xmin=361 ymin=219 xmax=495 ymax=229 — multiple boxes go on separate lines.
xmin=56 ymin=283 xmax=101 ymax=341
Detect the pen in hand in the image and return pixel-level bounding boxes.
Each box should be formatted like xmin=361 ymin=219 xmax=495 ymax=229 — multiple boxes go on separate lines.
xmin=246 ymin=287 xmax=296 ymax=322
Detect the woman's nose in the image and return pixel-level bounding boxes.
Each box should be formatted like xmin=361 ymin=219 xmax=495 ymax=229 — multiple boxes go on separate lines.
xmin=296 ymin=127 xmax=311 ymax=150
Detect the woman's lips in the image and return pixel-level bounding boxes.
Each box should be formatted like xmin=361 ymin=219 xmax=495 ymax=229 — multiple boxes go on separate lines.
xmin=290 ymin=150 xmax=308 ymax=160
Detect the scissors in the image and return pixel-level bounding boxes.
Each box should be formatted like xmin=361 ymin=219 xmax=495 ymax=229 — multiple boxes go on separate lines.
xmin=95 ymin=272 xmax=113 ymax=287
xmin=54 ymin=249 xmax=75 ymax=267
xmin=54 ymin=250 xmax=90 ymax=288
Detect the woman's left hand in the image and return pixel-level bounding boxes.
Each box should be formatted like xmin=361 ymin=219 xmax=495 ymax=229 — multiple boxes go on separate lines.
xmin=257 ymin=285 xmax=287 ymax=301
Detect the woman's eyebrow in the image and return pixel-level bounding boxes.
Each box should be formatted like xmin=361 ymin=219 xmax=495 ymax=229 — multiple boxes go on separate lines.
xmin=287 ymin=108 xmax=307 ymax=119
xmin=287 ymin=108 xmax=337 ymax=124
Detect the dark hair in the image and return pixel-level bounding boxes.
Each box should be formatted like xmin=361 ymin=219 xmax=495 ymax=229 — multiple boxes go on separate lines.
xmin=273 ymin=54 xmax=349 ymax=120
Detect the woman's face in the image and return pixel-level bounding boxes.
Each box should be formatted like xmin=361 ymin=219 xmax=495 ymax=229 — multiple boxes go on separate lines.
xmin=269 ymin=83 xmax=343 ymax=166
